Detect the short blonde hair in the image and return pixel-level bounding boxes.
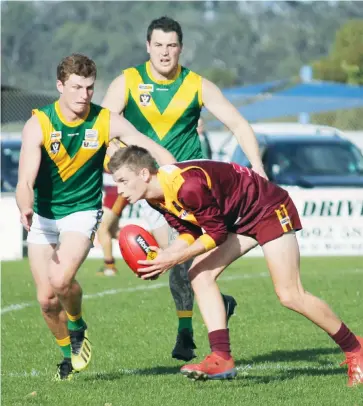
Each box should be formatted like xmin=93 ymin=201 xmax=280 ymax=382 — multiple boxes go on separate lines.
xmin=109 ymin=145 xmax=158 ymax=174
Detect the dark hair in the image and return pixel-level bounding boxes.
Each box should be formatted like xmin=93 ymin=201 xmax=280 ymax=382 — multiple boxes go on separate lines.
xmin=57 ymin=54 xmax=97 ymax=84
xmin=108 ymin=145 xmax=158 ymax=174
xmin=146 ymin=16 xmax=183 ymax=45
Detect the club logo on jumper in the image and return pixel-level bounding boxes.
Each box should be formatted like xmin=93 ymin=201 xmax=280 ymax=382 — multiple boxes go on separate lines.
xmin=138 ymin=84 xmax=154 ymax=92
xmin=82 ymin=140 xmax=99 ymax=149
xmin=180 ymin=210 xmax=189 ymax=220
xmin=85 ymin=129 xmax=98 ymax=140
xmin=50 ymin=131 xmax=62 ymax=140
xmin=139 ymin=94 xmax=152 ymax=107
xmin=50 ymin=141 xmax=60 ymax=154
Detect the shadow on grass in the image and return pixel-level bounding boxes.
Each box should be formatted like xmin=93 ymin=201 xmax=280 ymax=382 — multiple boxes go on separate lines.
xmin=233 ymin=347 xmax=345 ymax=383
xmin=241 ymin=346 xmax=342 ymax=365
xmin=234 ymin=363 xmax=345 ymax=385
xmin=85 ymin=347 xmax=346 ymax=383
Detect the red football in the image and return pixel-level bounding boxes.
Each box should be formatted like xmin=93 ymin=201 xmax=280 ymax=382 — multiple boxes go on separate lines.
xmin=118 ymin=224 xmax=158 ymax=276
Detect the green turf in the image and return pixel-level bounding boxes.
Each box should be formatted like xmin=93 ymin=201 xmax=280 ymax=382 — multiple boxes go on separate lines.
xmin=2 ymin=257 xmax=363 ymax=406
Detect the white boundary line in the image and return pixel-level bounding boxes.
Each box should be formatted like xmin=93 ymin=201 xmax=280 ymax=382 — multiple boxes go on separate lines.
xmin=1 ymin=272 xmax=269 ymax=315
xmin=2 ymin=269 xmax=359 ymax=380
xmin=1 ymin=268 xmax=362 ymax=315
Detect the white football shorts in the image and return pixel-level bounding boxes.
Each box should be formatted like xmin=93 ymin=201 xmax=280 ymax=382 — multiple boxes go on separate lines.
xmin=27 ymin=209 xmax=103 ymax=245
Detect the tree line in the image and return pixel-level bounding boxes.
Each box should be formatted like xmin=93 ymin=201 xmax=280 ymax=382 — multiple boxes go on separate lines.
xmin=2 ymin=1 xmax=363 ymax=91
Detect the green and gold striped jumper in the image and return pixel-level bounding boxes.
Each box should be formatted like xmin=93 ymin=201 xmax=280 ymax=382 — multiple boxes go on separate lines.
xmin=32 ymin=101 xmax=110 ymax=219
xmin=123 ymin=61 xmax=204 ymax=161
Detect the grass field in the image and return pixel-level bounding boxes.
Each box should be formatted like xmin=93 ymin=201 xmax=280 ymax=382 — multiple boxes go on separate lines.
xmin=2 ymin=256 xmax=363 ymax=406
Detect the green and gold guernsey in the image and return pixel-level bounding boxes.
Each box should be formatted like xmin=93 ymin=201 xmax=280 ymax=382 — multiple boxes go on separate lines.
xmin=123 ymin=61 xmax=204 ymax=161
xmin=32 ymin=101 xmax=110 ymax=219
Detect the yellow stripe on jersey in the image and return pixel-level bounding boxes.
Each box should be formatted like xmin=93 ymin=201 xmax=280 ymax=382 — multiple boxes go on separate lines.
xmin=198 ymin=234 xmax=217 ymax=251
xmin=33 ymin=108 xmax=110 ymax=182
xmin=93 ymin=108 xmax=111 ymax=146
xmin=146 ymin=61 xmax=182 ymax=85
xmin=54 ymin=101 xmax=91 ymax=127
xmin=124 ymin=68 xmax=202 ymax=140
xmin=178 ymin=233 xmax=196 ymax=246
xmin=180 ymin=167 xmax=212 ymax=188
xmin=156 ymin=165 xmax=212 ymax=226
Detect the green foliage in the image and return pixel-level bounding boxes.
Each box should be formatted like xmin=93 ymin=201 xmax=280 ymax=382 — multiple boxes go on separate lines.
xmin=311 ymin=108 xmax=363 ymax=131
xmin=200 ymin=67 xmax=238 ymax=88
xmin=262 ymin=108 xmax=363 ymax=131
xmin=312 ymin=57 xmax=348 ymax=83
xmin=3 ymin=1 xmax=363 ymax=91
xmin=313 ymin=19 xmax=363 ymax=85
xmin=310 ymin=19 xmax=363 ymax=129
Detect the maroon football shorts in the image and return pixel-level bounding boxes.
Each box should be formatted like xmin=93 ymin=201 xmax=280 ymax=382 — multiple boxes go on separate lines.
xmin=245 ymin=196 xmax=302 ymax=246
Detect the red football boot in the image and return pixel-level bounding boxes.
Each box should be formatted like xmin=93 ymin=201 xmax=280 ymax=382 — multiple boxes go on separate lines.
xmin=340 ymin=336 xmax=363 ymax=387
xmin=180 ymin=352 xmax=237 ymax=380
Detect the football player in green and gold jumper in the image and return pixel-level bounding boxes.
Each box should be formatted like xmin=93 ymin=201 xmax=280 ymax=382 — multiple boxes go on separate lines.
xmin=16 ymin=53 xmax=175 ymax=380
xmin=102 ymin=17 xmax=267 ymax=361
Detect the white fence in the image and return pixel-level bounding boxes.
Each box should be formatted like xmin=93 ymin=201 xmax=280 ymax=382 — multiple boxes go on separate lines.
xmin=2 ymin=129 xmax=363 ymax=260
xmin=2 ymin=187 xmax=362 ymax=261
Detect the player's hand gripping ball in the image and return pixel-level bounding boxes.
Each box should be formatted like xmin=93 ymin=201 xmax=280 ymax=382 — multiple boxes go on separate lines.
xmin=118 ymin=225 xmax=158 ymax=277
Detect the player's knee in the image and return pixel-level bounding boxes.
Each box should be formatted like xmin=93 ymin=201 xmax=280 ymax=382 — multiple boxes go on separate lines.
xmin=37 ymin=292 xmax=60 ymax=314
xmin=189 ymin=266 xmax=214 ymax=285
xmin=276 ymin=289 xmax=303 ymax=311
xmin=49 ymin=274 xmax=72 ymax=297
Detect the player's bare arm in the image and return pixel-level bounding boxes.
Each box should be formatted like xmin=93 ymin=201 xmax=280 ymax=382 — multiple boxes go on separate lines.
xmin=106 ymin=138 xmax=124 ymax=159
xmin=15 ymin=115 xmax=43 ymax=231
xmin=102 ymin=74 xmax=126 ymax=114
xmin=138 ymin=238 xmax=208 ymax=280
xmin=139 ymin=177 xmax=226 ymax=278
xmin=109 ymin=113 xmax=176 ymax=165
xmin=202 ymin=78 xmax=267 ymax=179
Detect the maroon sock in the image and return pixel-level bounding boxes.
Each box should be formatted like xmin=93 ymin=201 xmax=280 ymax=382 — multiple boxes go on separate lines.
xmin=208 ymin=329 xmax=231 ymax=360
xmin=330 ymin=323 xmax=360 ymax=353
xmin=104 ymin=258 xmax=115 ymax=266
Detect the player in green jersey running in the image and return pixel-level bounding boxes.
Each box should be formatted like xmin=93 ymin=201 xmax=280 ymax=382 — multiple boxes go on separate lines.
xmin=101 ymin=17 xmax=267 ymax=362
xmin=15 ymin=53 xmax=175 ymax=381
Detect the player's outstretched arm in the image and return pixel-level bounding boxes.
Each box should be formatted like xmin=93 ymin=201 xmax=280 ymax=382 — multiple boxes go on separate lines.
xmin=202 ymin=78 xmax=267 ymax=179
xmin=109 ymin=113 xmax=176 ymax=166
xmin=139 ymin=176 xmax=227 ymax=279
xmin=15 ymin=115 xmax=43 ymax=231
xmin=101 ymin=74 xmax=126 ymax=114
